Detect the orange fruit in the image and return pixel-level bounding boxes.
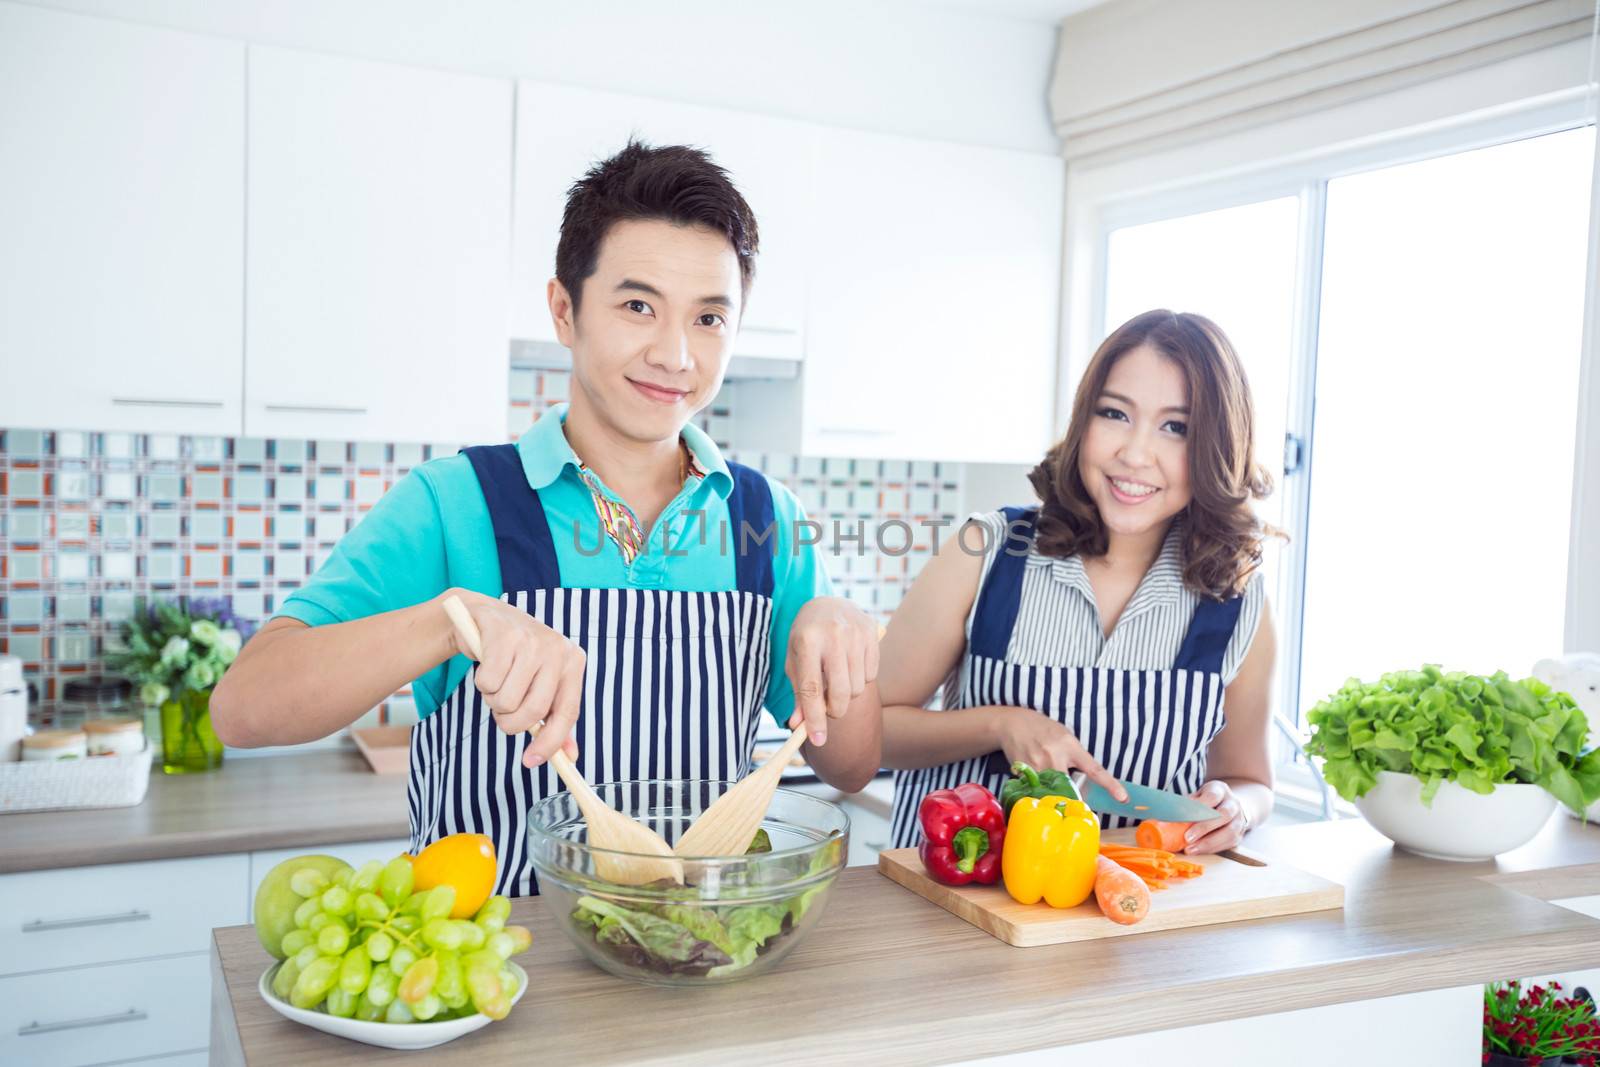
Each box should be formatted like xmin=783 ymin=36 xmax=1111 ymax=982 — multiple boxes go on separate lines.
xmin=410 ymin=833 xmax=497 ymax=919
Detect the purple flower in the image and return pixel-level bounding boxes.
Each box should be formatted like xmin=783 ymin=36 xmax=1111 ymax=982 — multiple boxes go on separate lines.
xmin=184 ymin=596 xmax=257 ymax=640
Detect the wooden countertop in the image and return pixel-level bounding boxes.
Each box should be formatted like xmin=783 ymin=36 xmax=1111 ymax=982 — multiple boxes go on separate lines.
xmin=0 ymin=748 xmax=409 ymax=873
xmin=210 ymin=813 xmax=1600 ymax=1065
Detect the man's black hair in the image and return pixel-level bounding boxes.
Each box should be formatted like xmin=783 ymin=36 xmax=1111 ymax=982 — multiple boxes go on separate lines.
xmin=555 ymin=140 xmax=759 ymax=313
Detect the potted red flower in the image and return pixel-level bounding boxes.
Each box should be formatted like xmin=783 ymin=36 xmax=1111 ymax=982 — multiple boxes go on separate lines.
xmin=1483 ymin=980 xmax=1599 ymax=1066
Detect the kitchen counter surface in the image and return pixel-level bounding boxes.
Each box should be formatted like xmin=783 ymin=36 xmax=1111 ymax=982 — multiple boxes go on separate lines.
xmin=0 ymin=748 xmax=409 ymax=873
xmin=211 ymin=813 xmax=1600 ymax=1065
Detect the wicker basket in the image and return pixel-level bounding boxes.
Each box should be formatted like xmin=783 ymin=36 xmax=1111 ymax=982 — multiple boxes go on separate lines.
xmin=0 ymin=741 xmax=154 ymax=813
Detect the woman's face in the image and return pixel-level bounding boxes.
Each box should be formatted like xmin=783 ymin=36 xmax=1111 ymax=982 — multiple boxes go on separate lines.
xmin=1077 ymin=344 xmax=1193 ymax=540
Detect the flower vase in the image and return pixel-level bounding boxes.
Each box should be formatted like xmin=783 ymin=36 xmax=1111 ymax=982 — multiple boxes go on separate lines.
xmin=160 ymin=687 xmax=223 ymax=774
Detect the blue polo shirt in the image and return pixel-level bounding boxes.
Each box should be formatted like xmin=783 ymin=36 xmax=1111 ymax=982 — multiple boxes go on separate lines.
xmin=275 ymin=404 xmax=830 ymax=722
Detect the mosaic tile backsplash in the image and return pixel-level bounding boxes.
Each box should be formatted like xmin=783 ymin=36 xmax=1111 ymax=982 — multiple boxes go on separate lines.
xmin=0 ymin=368 xmax=962 ymax=728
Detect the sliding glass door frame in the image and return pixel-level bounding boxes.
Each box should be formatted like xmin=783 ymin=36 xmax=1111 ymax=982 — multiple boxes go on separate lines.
xmin=1063 ymin=90 xmax=1596 ymax=810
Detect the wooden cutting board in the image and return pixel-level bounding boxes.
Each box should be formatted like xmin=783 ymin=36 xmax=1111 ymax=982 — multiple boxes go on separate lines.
xmin=877 ymin=830 xmax=1344 ymax=947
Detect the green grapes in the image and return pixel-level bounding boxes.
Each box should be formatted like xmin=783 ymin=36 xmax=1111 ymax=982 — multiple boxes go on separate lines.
xmin=350 ymin=860 xmax=384 ymax=894
xmin=265 ymin=850 xmax=529 ymax=1025
xmin=364 ymin=930 xmax=394 ymax=963
xmin=279 ymin=929 xmax=314 ymax=957
xmin=316 ymin=922 xmax=349 ymax=956
xmin=289 ymin=868 xmax=330 ymax=898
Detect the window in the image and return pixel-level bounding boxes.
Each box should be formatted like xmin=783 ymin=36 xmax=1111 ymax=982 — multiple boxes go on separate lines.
xmin=1098 ymin=122 xmax=1596 ymax=812
xmin=1103 ymin=194 xmax=1302 ymax=627
xmin=1299 ymin=126 xmax=1596 ymax=710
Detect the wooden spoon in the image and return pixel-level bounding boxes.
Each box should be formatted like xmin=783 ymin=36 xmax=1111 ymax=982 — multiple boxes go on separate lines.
xmin=672 ymin=724 xmax=809 ymax=857
xmin=440 ymin=596 xmax=683 ymax=886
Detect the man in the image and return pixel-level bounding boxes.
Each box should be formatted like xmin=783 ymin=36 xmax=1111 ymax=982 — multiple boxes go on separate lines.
xmin=213 ymin=142 xmax=882 ymax=895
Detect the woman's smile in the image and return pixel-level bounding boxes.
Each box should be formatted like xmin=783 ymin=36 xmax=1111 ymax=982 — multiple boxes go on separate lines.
xmin=1106 ymin=475 xmax=1160 ymax=504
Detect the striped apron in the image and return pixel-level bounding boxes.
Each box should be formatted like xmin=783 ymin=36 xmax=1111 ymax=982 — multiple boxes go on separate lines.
xmin=889 ymin=506 xmax=1242 ymax=847
xmin=407 ymin=443 xmax=776 ymax=896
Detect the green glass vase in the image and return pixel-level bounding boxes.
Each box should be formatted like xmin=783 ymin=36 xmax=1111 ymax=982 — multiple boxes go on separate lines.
xmin=159 ymin=687 xmax=223 ymax=774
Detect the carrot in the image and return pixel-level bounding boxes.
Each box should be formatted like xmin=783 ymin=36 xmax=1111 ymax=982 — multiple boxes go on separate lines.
xmin=1096 ymin=843 xmax=1206 ymax=890
xmin=1095 ymin=856 xmax=1151 ymax=925
xmin=1135 ymin=819 xmax=1193 ymax=852
xmin=1098 ymin=843 xmax=1203 ymax=874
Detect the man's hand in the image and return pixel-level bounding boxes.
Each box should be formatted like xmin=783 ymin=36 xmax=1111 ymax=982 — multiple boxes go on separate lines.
xmin=785 ymin=597 xmax=880 ymax=746
xmin=453 ymin=593 xmax=584 ymax=768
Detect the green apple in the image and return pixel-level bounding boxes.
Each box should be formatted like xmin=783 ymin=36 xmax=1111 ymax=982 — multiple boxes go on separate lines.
xmin=253 ymin=854 xmax=352 ymax=958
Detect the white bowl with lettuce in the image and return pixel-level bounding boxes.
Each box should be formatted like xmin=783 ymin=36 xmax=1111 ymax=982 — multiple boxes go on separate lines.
xmin=1305 ymin=666 xmax=1600 ymax=861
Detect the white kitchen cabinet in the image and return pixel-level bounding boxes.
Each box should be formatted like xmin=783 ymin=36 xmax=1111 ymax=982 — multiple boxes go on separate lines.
xmin=799 ymin=129 xmax=1064 ymax=463
xmin=0 ymin=953 xmax=211 ymax=1067
xmin=0 ymin=854 xmax=248 ymax=977
xmin=511 ymin=82 xmax=812 ymax=359
xmin=245 ymin=47 xmax=511 ymax=444
xmin=0 ymin=4 xmax=244 ymax=436
xmin=0 ymin=837 xmax=412 ymax=1064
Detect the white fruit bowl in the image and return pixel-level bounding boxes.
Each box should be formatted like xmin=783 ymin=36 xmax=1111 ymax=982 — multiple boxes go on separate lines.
xmin=258 ymin=961 xmax=527 ymax=1050
xmin=1353 ymin=771 xmax=1557 ymax=861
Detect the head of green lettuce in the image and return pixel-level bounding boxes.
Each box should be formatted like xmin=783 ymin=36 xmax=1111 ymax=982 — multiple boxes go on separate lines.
xmin=1304 ymin=665 xmax=1600 ymax=814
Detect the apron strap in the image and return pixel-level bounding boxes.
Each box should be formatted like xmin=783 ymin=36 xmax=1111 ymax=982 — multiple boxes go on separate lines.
xmin=462 ymin=443 xmax=560 ymax=591
xmin=968 ymin=505 xmax=1038 ymax=660
xmin=725 ymin=460 xmax=776 ymax=598
xmin=1173 ymin=593 xmax=1244 ymax=676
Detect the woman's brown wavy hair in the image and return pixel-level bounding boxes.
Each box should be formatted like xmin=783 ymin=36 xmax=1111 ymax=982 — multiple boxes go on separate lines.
xmin=1026 ymin=309 xmax=1274 ymax=600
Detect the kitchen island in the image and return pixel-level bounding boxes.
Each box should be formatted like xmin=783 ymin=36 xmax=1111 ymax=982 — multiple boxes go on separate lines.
xmin=210 ymin=813 xmax=1600 ymax=1065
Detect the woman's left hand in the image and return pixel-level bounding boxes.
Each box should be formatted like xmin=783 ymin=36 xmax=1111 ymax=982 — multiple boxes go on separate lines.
xmin=1182 ymin=779 xmax=1249 ymax=854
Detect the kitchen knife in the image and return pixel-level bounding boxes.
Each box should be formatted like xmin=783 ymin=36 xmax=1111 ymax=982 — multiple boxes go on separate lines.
xmin=1080 ymin=778 xmax=1222 ymax=824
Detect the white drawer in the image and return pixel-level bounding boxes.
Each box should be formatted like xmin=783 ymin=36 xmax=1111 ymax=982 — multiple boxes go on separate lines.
xmin=0 ymin=855 xmax=248 ymax=976
xmin=247 ymin=837 xmax=411 ymax=910
xmin=0 ymin=954 xmax=210 ymax=1066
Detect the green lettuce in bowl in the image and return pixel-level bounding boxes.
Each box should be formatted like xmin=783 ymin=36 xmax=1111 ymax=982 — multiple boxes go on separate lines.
xmin=1304 ymin=665 xmax=1600 ymax=813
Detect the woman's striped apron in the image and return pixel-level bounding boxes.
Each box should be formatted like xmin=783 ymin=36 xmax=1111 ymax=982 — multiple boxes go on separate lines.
xmin=889 ymin=506 xmax=1242 ymax=847
xmin=407 ymin=443 xmax=776 ymax=896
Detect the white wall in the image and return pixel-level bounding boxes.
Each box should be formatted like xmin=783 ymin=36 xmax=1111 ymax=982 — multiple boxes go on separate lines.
xmin=11 ymin=0 xmax=1060 ymax=153
xmin=961 ymin=462 xmax=1039 ymax=521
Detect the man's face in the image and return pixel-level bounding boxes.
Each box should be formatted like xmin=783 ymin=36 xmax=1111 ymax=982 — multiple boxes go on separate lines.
xmin=549 ymin=218 xmax=742 ymax=445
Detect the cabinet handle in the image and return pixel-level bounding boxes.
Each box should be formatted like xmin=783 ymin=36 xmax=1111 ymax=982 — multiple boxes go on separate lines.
xmin=263 ymin=403 xmax=368 ymax=415
xmin=740 ymin=325 xmax=800 ymax=336
xmin=19 ymin=1008 xmax=147 ymax=1036
xmin=111 ymin=397 xmax=224 ymax=409
xmin=22 ymin=909 xmax=151 ymax=933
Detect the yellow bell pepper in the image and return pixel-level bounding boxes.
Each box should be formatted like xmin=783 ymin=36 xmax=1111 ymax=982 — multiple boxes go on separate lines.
xmin=1001 ymin=794 xmax=1101 ymax=908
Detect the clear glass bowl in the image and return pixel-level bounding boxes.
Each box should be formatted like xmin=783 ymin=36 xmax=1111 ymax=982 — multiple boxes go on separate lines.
xmin=528 ymin=781 xmax=848 ymax=986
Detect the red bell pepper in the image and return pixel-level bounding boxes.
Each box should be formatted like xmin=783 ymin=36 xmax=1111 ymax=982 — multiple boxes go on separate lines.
xmin=917 ymin=782 xmax=1005 ymax=886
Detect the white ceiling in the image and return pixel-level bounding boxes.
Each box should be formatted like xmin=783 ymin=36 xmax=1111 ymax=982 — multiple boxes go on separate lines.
xmin=887 ymin=0 xmax=1111 ymax=26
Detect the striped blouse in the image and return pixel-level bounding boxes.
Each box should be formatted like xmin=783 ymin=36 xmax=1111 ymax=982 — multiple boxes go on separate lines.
xmin=945 ymin=510 xmax=1266 ymax=696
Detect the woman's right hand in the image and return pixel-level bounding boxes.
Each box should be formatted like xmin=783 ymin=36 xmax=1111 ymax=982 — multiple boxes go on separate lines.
xmin=993 ymin=706 xmax=1130 ymax=804
xmin=446 ymin=591 xmax=584 ymax=768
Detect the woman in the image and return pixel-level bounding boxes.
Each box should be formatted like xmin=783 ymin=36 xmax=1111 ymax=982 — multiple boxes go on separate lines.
xmin=879 ymin=310 xmax=1277 ymax=855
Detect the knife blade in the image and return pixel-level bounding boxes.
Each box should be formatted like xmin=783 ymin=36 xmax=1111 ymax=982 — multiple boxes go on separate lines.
xmin=1081 ymin=779 xmax=1222 ymax=823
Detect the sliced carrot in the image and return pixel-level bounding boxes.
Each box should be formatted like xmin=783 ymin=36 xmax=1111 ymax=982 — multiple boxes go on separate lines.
xmin=1135 ymin=820 xmax=1194 ymax=852
xmin=1096 ymin=843 xmax=1205 ymax=890
xmin=1095 ymin=856 xmax=1151 ymax=925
